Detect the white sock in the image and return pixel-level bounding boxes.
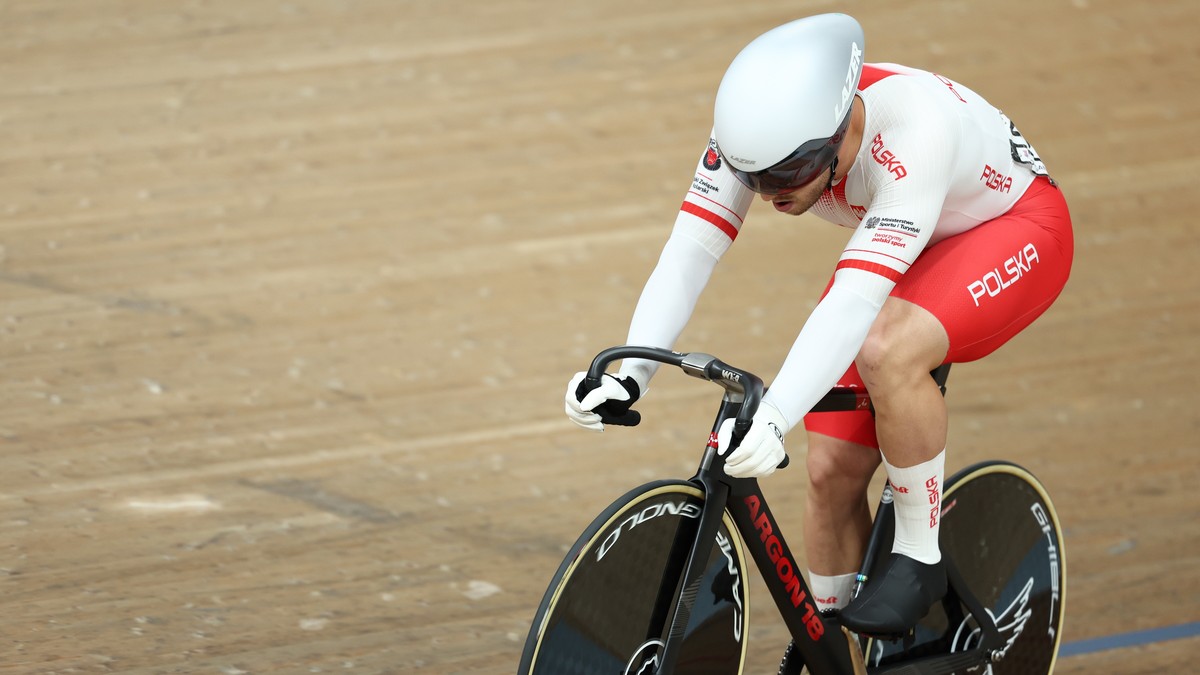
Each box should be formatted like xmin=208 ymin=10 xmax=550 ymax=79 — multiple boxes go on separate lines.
xmin=882 ymin=449 xmax=945 ymax=565
xmin=808 ymin=571 xmax=857 ymax=612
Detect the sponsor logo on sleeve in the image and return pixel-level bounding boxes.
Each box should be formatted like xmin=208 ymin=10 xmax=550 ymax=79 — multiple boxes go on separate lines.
xmin=865 ymin=217 xmax=919 ymax=249
xmin=870 ymin=134 xmax=908 ymax=180
xmin=878 ymin=217 xmax=918 ymax=234
xmin=868 ymin=234 xmax=902 ymax=249
xmin=870 ymin=233 xmax=906 ymax=249
xmin=692 ymin=175 xmax=721 ymax=195
xmin=980 ymin=164 xmax=1014 ymax=193
xmin=703 ymin=138 xmax=722 ymax=172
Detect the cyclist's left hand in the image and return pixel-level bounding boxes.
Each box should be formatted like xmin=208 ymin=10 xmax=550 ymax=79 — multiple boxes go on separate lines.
xmin=717 ymin=401 xmax=789 ymax=478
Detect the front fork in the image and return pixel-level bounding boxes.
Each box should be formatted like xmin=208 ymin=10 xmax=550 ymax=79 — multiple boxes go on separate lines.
xmin=654 ymin=443 xmax=733 ymax=675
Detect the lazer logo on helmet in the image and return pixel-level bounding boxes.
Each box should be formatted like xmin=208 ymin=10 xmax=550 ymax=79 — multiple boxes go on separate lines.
xmin=836 ymin=42 xmax=863 ymax=123
xmin=967 ymin=243 xmax=1039 ymax=307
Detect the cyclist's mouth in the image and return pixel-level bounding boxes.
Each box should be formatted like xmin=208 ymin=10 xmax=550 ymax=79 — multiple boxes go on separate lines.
xmin=772 ymin=198 xmax=794 ymax=212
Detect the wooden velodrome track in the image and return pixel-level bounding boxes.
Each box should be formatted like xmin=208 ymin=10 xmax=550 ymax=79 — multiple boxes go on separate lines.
xmin=2 ymin=0 xmax=1196 ymax=673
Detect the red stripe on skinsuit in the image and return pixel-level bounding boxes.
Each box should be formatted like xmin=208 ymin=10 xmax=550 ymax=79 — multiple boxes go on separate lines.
xmin=859 ymin=64 xmax=901 ymax=91
xmin=836 ymin=258 xmax=904 ymax=282
xmin=681 ymin=201 xmax=739 ymax=241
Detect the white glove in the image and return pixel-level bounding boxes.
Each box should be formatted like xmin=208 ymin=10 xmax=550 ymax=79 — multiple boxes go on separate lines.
xmin=717 ymin=401 xmax=789 ymax=478
xmin=564 ymin=372 xmax=640 ymax=432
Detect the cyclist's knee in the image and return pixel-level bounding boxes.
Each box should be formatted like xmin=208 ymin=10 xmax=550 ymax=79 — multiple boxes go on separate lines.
xmin=857 ymin=300 xmax=948 ymax=392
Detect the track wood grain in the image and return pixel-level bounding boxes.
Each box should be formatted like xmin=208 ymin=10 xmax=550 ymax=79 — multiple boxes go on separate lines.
xmin=2 ymin=1 xmax=1197 ymax=673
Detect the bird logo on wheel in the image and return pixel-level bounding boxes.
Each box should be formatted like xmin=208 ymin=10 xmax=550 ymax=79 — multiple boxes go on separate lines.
xmin=624 ymin=639 xmax=664 ymax=675
xmin=950 ymin=577 xmax=1035 ymax=673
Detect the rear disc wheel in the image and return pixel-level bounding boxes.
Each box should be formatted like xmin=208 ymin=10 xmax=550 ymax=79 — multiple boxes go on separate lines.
xmin=866 ymin=461 xmax=1066 ymax=673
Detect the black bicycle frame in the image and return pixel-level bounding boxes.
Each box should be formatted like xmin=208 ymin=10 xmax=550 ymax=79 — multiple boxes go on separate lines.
xmin=585 ymin=346 xmax=995 ymax=675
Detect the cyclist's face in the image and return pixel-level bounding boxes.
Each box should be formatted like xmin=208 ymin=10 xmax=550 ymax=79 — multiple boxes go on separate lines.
xmin=760 ymin=166 xmax=830 ymax=216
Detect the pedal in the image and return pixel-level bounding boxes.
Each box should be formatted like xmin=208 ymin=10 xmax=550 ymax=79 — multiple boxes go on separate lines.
xmin=853 ymin=625 xmax=916 ymax=644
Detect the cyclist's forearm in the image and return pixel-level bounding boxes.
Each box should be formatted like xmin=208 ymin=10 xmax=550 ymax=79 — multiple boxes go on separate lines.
xmin=618 ymin=233 xmax=720 ymax=391
xmin=763 ymin=271 xmax=891 ymax=432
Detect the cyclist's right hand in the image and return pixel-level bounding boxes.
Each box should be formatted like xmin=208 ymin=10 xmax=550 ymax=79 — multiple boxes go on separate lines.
xmin=716 ymin=401 xmax=788 ymax=478
xmin=564 ymin=372 xmax=641 ymax=431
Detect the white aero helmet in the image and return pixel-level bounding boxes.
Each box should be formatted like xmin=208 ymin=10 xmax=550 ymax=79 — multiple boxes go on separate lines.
xmin=714 ymin=14 xmax=865 ymax=194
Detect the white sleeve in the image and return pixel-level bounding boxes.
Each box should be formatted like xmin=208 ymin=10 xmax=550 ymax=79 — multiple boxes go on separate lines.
xmin=615 ymin=231 xmax=718 ymax=390
xmin=760 ymin=267 xmax=891 ymax=433
xmin=616 ymin=134 xmax=753 ymax=391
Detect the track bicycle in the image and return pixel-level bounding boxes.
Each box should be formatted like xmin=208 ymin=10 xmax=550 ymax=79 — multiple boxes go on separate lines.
xmin=519 ymin=345 xmax=1066 ymax=674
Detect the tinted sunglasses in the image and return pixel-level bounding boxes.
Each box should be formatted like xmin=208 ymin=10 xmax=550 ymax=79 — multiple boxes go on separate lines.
xmin=720 ymin=110 xmax=852 ymax=195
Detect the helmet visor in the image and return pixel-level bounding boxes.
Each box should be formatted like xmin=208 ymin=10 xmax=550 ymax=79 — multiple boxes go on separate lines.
xmin=721 ymin=110 xmax=852 ymax=195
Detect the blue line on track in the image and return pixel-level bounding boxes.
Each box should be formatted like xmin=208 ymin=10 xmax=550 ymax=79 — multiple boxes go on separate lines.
xmin=1060 ymin=621 xmax=1200 ymax=657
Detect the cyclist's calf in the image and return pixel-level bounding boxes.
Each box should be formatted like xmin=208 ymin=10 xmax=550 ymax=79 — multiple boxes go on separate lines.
xmin=803 ymin=433 xmax=879 ymax=576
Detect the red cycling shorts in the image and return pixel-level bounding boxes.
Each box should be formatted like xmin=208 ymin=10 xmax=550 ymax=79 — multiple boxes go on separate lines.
xmin=803 ymin=176 xmax=1074 ymax=449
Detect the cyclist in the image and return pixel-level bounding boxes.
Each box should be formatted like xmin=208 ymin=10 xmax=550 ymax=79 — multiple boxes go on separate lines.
xmin=563 ymin=13 xmax=1073 ymax=637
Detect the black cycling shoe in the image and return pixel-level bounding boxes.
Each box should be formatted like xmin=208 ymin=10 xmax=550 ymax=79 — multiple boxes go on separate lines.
xmin=839 ymin=553 xmax=947 ymax=638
